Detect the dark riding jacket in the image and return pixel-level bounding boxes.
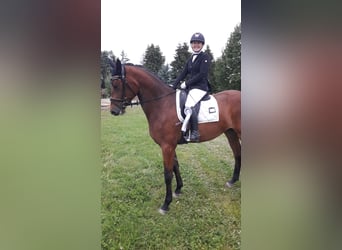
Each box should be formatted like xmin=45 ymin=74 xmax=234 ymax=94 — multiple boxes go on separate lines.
xmin=174 ymin=51 xmax=211 ymax=92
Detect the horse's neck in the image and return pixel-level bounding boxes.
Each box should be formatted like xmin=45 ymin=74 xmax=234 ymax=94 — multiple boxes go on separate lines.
xmin=128 ymin=67 xmax=168 ymax=101
xmin=127 ymin=66 xmax=172 ymax=121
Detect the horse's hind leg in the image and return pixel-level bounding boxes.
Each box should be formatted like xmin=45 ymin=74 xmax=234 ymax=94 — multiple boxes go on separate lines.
xmin=173 ymin=153 xmax=183 ymax=197
xmin=225 ymin=128 xmax=241 ymax=187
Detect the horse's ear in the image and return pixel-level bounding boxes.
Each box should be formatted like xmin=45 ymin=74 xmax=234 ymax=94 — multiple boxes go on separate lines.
xmin=116 ymin=58 xmax=121 ymax=67
xmin=116 ymin=59 xmax=122 ymax=75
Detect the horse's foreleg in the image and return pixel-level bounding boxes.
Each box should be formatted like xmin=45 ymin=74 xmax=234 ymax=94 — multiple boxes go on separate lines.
xmin=173 ymin=153 xmax=183 ymax=197
xmin=225 ymin=129 xmax=241 ymax=187
xmin=159 ymin=146 xmax=175 ymax=214
xmin=159 ymin=168 xmax=173 ymax=214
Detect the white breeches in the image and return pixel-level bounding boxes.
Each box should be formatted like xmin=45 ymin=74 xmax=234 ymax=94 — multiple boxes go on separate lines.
xmin=185 ymin=89 xmax=207 ymax=109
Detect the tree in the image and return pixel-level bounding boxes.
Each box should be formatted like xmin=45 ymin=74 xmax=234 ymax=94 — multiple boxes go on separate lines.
xmin=204 ymin=45 xmax=216 ymax=93
xmin=100 ymin=50 xmax=116 ymax=98
xmin=142 ymin=44 xmax=165 ymax=75
xmin=212 ymin=57 xmax=224 ymax=92
xmin=170 ymin=43 xmax=191 ymax=81
xmin=214 ymin=23 xmax=241 ymax=91
xmin=158 ymin=64 xmax=172 ymax=84
xmin=101 ymin=50 xmax=115 ymax=79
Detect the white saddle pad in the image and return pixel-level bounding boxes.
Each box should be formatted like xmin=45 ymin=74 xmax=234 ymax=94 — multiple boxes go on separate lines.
xmin=176 ymin=90 xmax=219 ymax=124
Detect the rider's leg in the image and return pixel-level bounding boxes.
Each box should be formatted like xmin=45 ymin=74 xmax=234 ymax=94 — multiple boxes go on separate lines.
xmin=189 ymin=106 xmax=200 ymax=142
xmin=184 ymin=89 xmax=206 ymax=142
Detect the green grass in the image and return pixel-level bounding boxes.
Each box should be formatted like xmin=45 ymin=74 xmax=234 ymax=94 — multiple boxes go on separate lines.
xmin=101 ymin=106 xmax=241 ymax=250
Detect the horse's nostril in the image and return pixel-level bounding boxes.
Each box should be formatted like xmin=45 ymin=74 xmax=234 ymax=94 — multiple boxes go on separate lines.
xmin=111 ymin=110 xmax=119 ymax=116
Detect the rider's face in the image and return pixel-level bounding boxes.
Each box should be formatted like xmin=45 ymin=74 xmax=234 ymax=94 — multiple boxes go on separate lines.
xmin=191 ymin=41 xmax=203 ymax=52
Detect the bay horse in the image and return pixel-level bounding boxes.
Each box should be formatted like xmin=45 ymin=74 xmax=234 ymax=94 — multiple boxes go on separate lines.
xmin=109 ymin=59 xmax=241 ymax=214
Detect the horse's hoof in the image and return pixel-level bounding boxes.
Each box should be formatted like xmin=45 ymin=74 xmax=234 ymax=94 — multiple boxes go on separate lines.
xmin=225 ymin=181 xmax=233 ymax=188
xmin=158 ymin=208 xmax=168 ymax=215
xmin=173 ymin=192 xmax=181 ymax=198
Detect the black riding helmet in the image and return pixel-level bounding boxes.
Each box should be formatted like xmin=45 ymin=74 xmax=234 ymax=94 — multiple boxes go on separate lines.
xmin=190 ymin=32 xmax=205 ymax=44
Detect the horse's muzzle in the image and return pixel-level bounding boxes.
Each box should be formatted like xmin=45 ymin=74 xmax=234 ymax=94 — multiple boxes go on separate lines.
xmin=110 ymin=109 xmax=121 ymax=116
xmin=110 ymin=103 xmax=122 ymax=116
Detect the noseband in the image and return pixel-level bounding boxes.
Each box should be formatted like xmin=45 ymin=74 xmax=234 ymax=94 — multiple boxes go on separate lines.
xmin=110 ymin=64 xmax=138 ymax=111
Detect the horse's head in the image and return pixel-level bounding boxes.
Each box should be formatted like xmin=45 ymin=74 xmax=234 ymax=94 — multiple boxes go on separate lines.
xmin=109 ymin=59 xmax=137 ymax=115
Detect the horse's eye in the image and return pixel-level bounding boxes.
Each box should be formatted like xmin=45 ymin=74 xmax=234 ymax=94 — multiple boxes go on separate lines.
xmin=111 ymin=80 xmax=120 ymax=90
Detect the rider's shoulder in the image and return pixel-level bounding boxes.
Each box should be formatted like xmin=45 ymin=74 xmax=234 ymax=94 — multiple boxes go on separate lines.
xmin=201 ymin=52 xmax=211 ymax=62
xmin=201 ymin=51 xmax=210 ymax=58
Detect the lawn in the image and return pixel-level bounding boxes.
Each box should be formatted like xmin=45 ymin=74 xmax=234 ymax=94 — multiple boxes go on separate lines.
xmin=101 ymin=106 xmax=241 ymax=250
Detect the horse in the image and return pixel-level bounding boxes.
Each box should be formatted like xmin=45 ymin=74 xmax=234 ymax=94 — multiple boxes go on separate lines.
xmin=109 ymin=59 xmax=241 ymax=214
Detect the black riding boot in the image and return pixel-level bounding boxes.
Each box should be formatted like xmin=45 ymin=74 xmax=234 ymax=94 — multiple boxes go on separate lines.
xmin=189 ymin=107 xmax=200 ymax=142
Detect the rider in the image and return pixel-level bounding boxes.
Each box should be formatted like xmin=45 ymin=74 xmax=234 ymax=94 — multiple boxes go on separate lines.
xmin=171 ymin=32 xmax=211 ymax=142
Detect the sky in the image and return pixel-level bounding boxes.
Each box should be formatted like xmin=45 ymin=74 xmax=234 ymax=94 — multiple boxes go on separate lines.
xmin=101 ymin=0 xmax=241 ymax=64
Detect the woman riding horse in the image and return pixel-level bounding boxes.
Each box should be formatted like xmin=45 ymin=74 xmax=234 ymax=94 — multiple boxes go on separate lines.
xmin=109 ymin=57 xmax=241 ymax=214
xmin=171 ymin=32 xmax=211 ymax=142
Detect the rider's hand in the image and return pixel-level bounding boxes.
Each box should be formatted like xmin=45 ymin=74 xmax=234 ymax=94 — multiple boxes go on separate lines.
xmin=168 ymin=83 xmax=177 ymax=90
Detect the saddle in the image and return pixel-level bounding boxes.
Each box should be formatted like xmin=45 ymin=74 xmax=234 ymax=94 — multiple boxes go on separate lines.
xmin=176 ymin=90 xmax=219 ymax=124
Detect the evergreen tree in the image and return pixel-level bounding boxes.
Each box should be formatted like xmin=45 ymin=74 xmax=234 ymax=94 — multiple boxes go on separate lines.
xmin=226 ymin=23 xmax=241 ymax=90
xmin=170 ymin=43 xmax=191 ymax=81
xmin=101 ymin=50 xmax=115 ymax=79
xmin=158 ymin=64 xmax=172 ymax=84
xmin=204 ymin=45 xmax=216 ymax=93
xmin=100 ymin=50 xmax=116 ymax=98
xmin=214 ymin=23 xmax=241 ymax=91
xmin=142 ymin=44 xmax=165 ymax=75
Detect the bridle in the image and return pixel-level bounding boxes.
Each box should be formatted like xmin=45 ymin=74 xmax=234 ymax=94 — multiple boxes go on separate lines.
xmin=110 ymin=64 xmax=139 ymax=111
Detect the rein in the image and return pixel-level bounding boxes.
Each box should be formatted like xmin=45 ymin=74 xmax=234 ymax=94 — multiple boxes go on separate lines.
xmin=136 ymin=91 xmax=175 ymax=105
